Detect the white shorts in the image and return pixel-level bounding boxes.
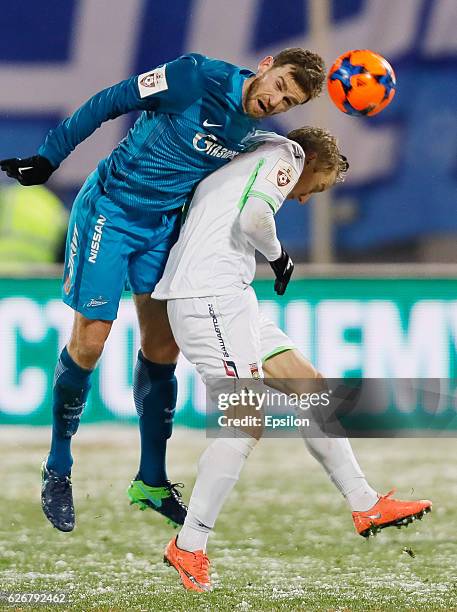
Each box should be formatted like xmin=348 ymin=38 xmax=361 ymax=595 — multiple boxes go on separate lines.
xmin=258 ymin=310 xmax=295 ymax=364
xmin=167 ymin=287 xmax=296 ymax=385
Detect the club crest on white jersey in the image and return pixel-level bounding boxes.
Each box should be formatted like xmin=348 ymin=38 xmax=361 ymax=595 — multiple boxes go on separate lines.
xmin=266 ymin=159 xmax=298 ymax=197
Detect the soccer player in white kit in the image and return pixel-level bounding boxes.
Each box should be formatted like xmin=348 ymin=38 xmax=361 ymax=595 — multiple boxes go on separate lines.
xmin=153 ymin=129 xmax=323 ymax=384
xmin=153 ymin=128 xmax=432 ymax=592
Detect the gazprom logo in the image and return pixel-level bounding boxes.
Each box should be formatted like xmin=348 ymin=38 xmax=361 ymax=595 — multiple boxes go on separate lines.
xmin=192 ymin=132 xmax=239 ymax=160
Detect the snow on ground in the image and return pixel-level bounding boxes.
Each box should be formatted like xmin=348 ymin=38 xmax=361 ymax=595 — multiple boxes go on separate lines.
xmin=1 ymin=426 xmax=456 ymax=610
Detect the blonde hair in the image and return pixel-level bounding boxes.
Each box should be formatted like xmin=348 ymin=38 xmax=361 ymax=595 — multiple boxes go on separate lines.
xmin=287 ymin=126 xmax=349 ymax=182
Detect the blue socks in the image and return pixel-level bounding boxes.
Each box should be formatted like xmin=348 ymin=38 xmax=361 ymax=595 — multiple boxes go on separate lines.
xmin=133 ymin=350 xmax=177 ymax=486
xmin=47 ymin=347 xmax=92 ymax=476
xmin=47 ymin=347 xmax=177 ymax=484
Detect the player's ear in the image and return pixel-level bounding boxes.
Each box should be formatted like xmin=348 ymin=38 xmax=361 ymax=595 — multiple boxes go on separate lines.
xmin=305 ymin=151 xmax=317 ymax=165
xmin=257 ymin=56 xmax=274 ymax=74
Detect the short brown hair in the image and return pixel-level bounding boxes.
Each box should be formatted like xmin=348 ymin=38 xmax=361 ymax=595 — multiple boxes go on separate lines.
xmin=287 ymin=126 xmax=349 ymax=183
xmin=273 ymin=48 xmax=326 ymax=100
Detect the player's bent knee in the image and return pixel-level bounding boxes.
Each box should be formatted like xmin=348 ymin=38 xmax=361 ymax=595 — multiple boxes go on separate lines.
xmin=221 ymin=434 xmax=259 ymax=455
xmin=263 ymin=350 xmax=324 ymax=397
xmin=68 ymin=315 xmax=112 ymax=369
xmin=223 ymin=408 xmax=264 ymax=440
xmin=141 ymin=336 xmax=179 ymax=364
xmin=68 ymin=336 xmax=106 ymax=368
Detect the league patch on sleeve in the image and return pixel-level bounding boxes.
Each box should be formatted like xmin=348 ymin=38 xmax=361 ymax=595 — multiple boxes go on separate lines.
xmin=137 ymin=65 xmax=168 ymax=98
xmin=266 ymin=158 xmax=298 ymax=197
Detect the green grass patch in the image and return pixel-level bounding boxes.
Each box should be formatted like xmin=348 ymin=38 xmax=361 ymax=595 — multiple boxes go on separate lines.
xmin=1 ymin=428 xmax=456 ymax=611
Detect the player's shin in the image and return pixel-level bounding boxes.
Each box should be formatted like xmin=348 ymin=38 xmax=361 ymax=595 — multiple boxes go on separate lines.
xmin=177 ymin=435 xmax=257 ymax=552
xmin=298 ymin=378 xmax=378 ymax=512
xmin=134 ymin=350 xmax=177 ymax=486
xmin=296 ymin=382 xmax=378 ymax=511
xmin=264 ymin=356 xmax=378 ymax=512
xmin=303 ymin=436 xmax=378 ymax=511
xmin=47 ymin=346 xmax=93 ymax=476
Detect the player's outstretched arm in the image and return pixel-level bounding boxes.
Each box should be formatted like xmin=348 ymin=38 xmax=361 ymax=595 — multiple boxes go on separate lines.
xmin=0 ymin=54 xmax=203 ymax=185
xmin=0 ymin=77 xmax=151 ymax=186
xmin=37 ymin=76 xmax=154 ymax=170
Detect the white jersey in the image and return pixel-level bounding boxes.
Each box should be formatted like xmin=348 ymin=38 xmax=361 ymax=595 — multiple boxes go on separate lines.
xmin=152 ymin=132 xmax=304 ymax=300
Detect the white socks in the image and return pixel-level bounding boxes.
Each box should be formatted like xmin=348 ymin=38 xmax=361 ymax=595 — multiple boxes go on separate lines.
xmin=177 ymin=435 xmax=257 ymax=552
xmin=177 ymin=431 xmax=378 ymax=555
xmin=303 ymin=436 xmax=378 ymax=512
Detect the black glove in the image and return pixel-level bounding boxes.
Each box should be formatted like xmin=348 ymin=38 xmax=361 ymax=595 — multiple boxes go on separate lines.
xmin=269 ymin=246 xmax=294 ymax=296
xmin=0 ymin=155 xmax=55 ymax=186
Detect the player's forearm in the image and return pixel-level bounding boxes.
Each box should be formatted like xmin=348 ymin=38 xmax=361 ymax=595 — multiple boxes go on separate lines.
xmin=38 ymin=76 xmax=148 ymax=167
xmin=239 ymin=196 xmax=282 ymax=261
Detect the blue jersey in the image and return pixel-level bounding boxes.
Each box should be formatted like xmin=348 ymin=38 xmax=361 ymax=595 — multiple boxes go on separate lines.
xmin=39 ymin=54 xmax=258 ymax=211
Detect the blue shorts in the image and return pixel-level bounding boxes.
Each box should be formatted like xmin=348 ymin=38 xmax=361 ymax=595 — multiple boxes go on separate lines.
xmin=62 ymin=170 xmax=181 ymax=320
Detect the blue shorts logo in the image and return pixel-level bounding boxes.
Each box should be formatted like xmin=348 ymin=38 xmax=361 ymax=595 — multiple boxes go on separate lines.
xmin=88 ymin=215 xmax=106 ymax=264
xmin=85 ymin=297 xmax=109 ymax=308
xmin=64 ymin=225 xmax=79 ymax=295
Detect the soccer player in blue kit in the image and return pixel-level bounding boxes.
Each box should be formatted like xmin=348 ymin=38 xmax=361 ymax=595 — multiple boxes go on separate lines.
xmin=1 ymin=49 xmax=326 ymax=531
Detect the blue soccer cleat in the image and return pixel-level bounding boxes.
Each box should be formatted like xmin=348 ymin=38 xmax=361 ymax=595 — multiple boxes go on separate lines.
xmin=41 ymin=460 xmax=75 ymax=532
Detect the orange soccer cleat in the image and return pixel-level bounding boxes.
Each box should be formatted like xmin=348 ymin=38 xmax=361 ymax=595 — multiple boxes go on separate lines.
xmin=163 ymin=536 xmax=211 ymax=593
xmin=352 ymin=489 xmax=432 ymax=538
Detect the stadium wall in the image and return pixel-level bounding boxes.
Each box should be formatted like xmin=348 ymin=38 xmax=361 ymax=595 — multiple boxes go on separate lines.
xmin=1 ymin=271 xmax=457 ymax=428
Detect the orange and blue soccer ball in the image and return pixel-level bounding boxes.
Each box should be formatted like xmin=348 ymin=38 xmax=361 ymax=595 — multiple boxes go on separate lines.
xmin=327 ymin=50 xmax=396 ymax=117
